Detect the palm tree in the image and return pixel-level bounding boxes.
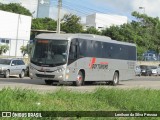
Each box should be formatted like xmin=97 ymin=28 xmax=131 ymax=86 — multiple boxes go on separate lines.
xmin=0 ymin=45 xmax=9 ymax=55
xmin=20 ymin=46 xmax=27 ymax=56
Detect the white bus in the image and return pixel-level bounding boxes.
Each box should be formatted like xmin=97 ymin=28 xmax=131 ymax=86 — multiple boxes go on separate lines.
xmin=29 ymin=34 xmax=136 ymax=86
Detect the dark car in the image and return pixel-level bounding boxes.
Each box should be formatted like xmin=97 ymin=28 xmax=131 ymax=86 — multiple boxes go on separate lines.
xmin=140 ymin=65 xmax=152 ymax=76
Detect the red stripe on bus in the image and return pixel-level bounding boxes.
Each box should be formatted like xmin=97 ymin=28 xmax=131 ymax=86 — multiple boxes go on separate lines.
xmin=100 ymin=62 xmax=108 ymax=65
xmin=89 ymin=57 xmax=96 ymax=69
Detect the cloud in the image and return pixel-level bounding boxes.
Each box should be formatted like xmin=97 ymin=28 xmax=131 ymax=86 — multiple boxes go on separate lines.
xmin=92 ymin=0 xmax=160 ymax=18
xmin=49 ymin=6 xmax=72 ymax=20
xmin=132 ymin=0 xmax=160 ymax=18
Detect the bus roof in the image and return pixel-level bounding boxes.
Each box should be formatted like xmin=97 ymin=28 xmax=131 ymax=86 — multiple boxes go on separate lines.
xmin=35 ymin=33 xmax=136 ymax=47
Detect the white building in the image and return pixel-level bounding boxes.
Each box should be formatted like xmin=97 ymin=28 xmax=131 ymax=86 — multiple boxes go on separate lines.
xmin=86 ymin=13 xmax=128 ymax=30
xmin=0 ymin=10 xmax=32 ymax=57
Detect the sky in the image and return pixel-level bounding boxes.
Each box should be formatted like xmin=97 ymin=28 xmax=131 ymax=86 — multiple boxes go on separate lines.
xmin=1 ymin=0 xmax=160 ymax=22
xmin=50 ymin=0 xmax=160 ymax=22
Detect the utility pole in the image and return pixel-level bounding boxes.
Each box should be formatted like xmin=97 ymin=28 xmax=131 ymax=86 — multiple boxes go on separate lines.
xmin=57 ymin=0 xmax=62 ymax=34
xmin=15 ymin=14 xmax=20 ymax=57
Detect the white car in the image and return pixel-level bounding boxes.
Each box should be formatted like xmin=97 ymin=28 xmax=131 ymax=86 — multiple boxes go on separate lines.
xmin=150 ymin=66 xmax=158 ymax=76
xmin=135 ymin=66 xmax=141 ymax=76
xmin=157 ymin=66 xmax=160 ymax=76
xmin=0 ymin=58 xmax=26 ymax=78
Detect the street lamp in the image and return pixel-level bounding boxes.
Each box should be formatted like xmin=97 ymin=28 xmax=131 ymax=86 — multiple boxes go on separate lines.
xmin=139 ymin=7 xmax=145 ymax=14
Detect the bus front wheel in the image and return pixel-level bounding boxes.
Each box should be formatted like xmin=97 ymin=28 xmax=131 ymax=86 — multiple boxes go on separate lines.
xmin=111 ymin=72 xmax=119 ymax=86
xmin=74 ymin=71 xmax=84 ymax=86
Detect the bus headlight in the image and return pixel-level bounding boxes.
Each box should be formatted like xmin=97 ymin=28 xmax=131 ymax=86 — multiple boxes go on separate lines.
xmin=0 ymin=67 xmax=5 ymax=71
xmin=56 ymin=68 xmax=65 ymax=73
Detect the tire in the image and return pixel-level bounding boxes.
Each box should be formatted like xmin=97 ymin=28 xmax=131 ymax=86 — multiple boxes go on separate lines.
xmin=74 ymin=71 xmax=84 ymax=86
xmin=4 ymin=70 xmax=10 ymax=78
xmin=25 ymin=66 xmax=29 ymax=77
xmin=19 ymin=70 xmax=25 ymax=78
xmin=111 ymin=72 xmax=119 ymax=86
xmin=45 ymin=80 xmax=54 ymax=85
xmin=138 ymin=73 xmax=141 ymax=77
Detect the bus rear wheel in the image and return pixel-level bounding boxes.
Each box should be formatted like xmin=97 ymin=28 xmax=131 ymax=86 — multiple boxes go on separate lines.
xmin=45 ymin=80 xmax=54 ymax=85
xmin=111 ymin=72 xmax=119 ymax=86
xmin=74 ymin=71 xmax=84 ymax=86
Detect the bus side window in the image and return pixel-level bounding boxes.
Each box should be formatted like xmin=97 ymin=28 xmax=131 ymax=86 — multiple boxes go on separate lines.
xmin=69 ymin=44 xmax=76 ymax=60
xmin=69 ymin=39 xmax=79 ymax=60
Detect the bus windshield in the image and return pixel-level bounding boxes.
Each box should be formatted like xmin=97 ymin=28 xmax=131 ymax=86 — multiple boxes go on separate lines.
xmin=31 ymin=39 xmax=68 ymax=66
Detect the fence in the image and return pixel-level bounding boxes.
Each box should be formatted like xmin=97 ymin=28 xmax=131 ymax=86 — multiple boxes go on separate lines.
xmin=137 ymin=55 xmax=160 ymax=62
xmin=0 ymin=38 xmax=29 ymax=57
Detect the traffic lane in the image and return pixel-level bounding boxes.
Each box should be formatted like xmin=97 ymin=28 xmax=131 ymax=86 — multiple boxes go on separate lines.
xmin=0 ymin=76 xmax=44 ymax=85
xmin=131 ymin=76 xmax=160 ymax=81
xmin=0 ymin=76 xmax=160 ymax=92
xmin=118 ymin=76 xmax=160 ymax=89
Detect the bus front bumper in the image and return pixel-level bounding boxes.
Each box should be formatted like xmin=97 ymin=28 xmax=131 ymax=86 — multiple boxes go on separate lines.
xmin=29 ymin=69 xmax=66 ymax=81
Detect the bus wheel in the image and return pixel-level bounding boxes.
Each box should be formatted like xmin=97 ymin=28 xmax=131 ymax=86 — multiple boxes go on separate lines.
xmin=74 ymin=71 xmax=84 ymax=86
xmin=45 ymin=80 xmax=53 ymax=85
xmin=111 ymin=72 xmax=119 ymax=86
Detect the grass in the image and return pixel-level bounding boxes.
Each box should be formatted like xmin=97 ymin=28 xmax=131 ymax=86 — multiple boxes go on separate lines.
xmin=0 ymin=88 xmax=160 ymax=120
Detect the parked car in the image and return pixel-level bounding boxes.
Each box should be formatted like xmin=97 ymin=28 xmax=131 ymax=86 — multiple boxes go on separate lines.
xmin=157 ymin=66 xmax=160 ymax=76
xmin=150 ymin=66 xmax=158 ymax=76
xmin=135 ymin=66 xmax=141 ymax=76
xmin=140 ymin=65 xmax=152 ymax=76
xmin=0 ymin=58 xmax=26 ymax=78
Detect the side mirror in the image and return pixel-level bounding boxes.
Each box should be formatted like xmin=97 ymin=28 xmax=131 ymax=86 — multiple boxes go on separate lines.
xmin=11 ymin=63 xmax=15 ymax=66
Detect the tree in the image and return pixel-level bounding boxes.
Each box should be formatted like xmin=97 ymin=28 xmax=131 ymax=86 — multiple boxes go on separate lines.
xmin=102 ymin=11 xmax=160 ymax=56
xmin=0 ymin=45 xmax=9 ymax=55
xmin=20 ymin=46 xmax=27 ymax=56
xmin=84 ymin=26 xmax=101 ymax=35
xmin=31 ymin=18 xmax=57 ymax=30
xmin=20 ymin=44 xmax=33 ymax=56
xmin=61 ymin=14 xmax=83 ymax=33
xmin=0 ymin=3 xmax=32 ymax=16
xmin=31 ymin=17 xmax=57 ymax=39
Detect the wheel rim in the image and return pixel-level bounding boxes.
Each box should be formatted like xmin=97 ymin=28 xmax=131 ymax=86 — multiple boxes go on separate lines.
xmin=21 ymin=71 xmax=24 ymax=77
xmin=113 ymin=74 xmax=118 ymax=84
xmin=6 ymin=70 xmax=9 ymax=77
xmin=77 ymin=74 xmax=83 ymax=85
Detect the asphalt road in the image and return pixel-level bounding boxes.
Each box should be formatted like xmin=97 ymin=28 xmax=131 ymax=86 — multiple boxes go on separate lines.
xmin=0 ymin=76 xmax=160 ymax=92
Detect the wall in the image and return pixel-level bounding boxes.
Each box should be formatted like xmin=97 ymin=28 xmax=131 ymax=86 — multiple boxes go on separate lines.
xmin=86 ymin=13 xmax=128 ymax=30
xmin=0 ymin=10 xmax=32 ymax=57
xmin=137 ymin=61 xmax=160 ymax=66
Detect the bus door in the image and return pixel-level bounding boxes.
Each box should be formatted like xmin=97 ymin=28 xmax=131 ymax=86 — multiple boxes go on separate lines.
xmin=68 ymin=39 xmax=80 ymax=80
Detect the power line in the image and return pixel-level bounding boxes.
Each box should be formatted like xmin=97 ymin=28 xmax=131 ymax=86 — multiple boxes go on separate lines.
xmin=62 ymin=2 xmax=126 ymax=26
xmin=63 ymin=0 xmax=124 ymax=16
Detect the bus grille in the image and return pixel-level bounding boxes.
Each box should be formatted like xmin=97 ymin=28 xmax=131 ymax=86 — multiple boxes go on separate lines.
xmin=36 ymin=74 xmax=55 ymax=78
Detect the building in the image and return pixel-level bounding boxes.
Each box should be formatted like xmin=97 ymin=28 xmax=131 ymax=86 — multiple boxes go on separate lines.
xmin=1 ymin=0 xmax=50 ymax=18
xmin=86 ymin=13 xmax=128 ymax=30
xmin=0 ymin=10 xmax=32 ymax=57
xmin=37 ymin=0 xmax=50 ymax=18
